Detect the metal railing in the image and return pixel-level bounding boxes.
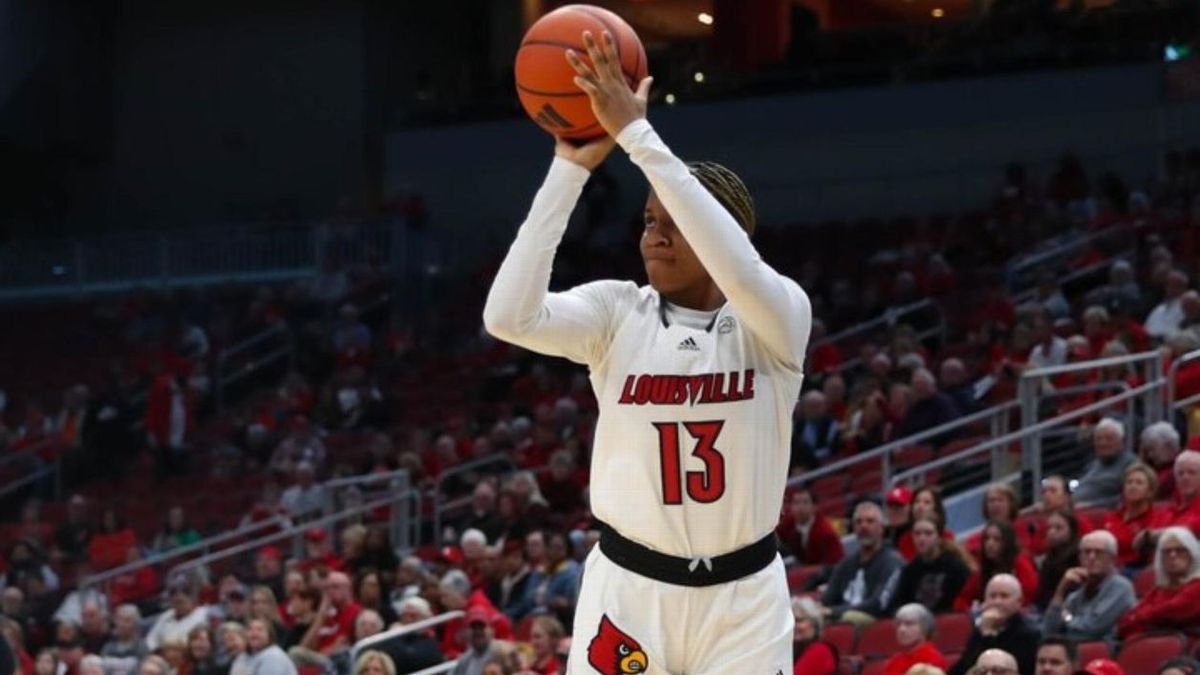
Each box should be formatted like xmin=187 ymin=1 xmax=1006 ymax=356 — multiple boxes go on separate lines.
xmin=1018 ymin=349 xmax=1164 ymax=463
xmin=1006 ymin=225 xmax=1134 ymax=296
xmin=431 ymin=455 xmax=519 ymax=545
xmin=0 ymin=220 xmax=411 ymax=302
xmin=169 ymin=489 xmax=419 ymax=580
xmin=214 ymin=324 xmax=293 ymax=413
xmin=811 ymin=298 xmax=946 ymax=374
xmin=321 ymin=469 xmax=419 ymax=552
xmin=351 ymin=610 xmax=464 ymax=667
xmin=81 ymin=516 xmax=291 ymax=590
xmin=786 ymin=400 xmax=1017 ymax=495
xmin=1011 ymin=250 xmax=1135 ymax=306
xmin=1168 ymin=348 xmax=1200 ymax=412
xmin=0 ymin=438 xmax=60 ymax=501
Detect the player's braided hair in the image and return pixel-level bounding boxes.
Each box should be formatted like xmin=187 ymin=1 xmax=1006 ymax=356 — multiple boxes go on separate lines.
xmin=686 ymin=161 xmax=756 ymax=237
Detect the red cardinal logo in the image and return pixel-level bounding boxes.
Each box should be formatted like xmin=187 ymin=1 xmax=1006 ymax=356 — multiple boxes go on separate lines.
xmin=587 ymin=615 xmax=648 ymax=674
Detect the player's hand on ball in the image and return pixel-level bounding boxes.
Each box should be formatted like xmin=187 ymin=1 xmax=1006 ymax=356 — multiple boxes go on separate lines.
xmin=566 ymin=30 xmax=652 ymax=139
xmin=554 ymin=134 xmax=616 ymax=172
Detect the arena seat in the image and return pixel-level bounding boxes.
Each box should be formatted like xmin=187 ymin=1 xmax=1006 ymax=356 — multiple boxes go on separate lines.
xmin=856 ymin=619 xmax=900 ymax=659
xmin=1076 ymin=640 xmax=1110 ymax=664
xmin=787 ymin=564 xmax=823 ymax=593
xmin=1116 ymin=633 xmax=1187 ymax=675
xmin=824 ymin=622 xmax=858 ymax=657
xmin=859 ymin=657 xmax=888 ymax=675
xmin=933 ymin=613 xmax=973 ymax=654
xmin=1133 ymin=566 xmax=1156 ymax=598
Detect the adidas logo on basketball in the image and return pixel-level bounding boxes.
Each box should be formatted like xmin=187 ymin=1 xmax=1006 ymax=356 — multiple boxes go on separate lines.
xmin=677 ymin=337 xmax=700 ymax=352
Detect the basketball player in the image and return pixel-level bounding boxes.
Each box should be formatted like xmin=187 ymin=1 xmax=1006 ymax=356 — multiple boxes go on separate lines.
xmin=483 ymin=30 xmax=811 ymax=675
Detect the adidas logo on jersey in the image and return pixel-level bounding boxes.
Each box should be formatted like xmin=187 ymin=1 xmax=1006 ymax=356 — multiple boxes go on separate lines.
xmin=677 ymin=337 xmax=700 ymax=351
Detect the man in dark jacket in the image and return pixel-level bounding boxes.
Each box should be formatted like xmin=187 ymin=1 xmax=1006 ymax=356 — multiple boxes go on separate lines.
xmin=821 ymin=501 xmax=903 ymax=622
xmin=948 ymin=574 xmax=1040 ymax=675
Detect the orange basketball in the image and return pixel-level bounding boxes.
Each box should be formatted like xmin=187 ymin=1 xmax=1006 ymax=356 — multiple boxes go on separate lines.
xmin=514 ymin=4 xmax=649 ymax=141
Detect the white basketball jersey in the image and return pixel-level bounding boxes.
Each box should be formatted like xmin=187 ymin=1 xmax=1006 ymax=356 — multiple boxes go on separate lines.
xmin=584 ymin=284 xmax=803 ymax=558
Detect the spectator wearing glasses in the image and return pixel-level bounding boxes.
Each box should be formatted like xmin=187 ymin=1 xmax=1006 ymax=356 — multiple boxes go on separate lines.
xmin=1118 ymin=526 xmax=1200 ymax=637
xmin=1042 ymin=530 xmax=1135 ymax=644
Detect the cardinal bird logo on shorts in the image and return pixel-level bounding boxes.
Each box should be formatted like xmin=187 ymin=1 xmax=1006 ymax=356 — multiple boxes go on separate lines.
xmin=587 ymin=615 xmax=648 ymax=674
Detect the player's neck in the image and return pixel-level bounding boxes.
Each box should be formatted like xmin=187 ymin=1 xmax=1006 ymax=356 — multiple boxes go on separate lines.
xmin=661 ymin=283 xmax=724 ymax=312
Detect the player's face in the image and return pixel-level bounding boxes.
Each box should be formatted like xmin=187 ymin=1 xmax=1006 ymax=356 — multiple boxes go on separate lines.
xmin=641 ymin=192 xmax=711 ymax=301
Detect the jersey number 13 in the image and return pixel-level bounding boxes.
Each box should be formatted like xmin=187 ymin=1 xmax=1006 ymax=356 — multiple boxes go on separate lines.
xmin=653 ymin=421 xmax=727 ymax=505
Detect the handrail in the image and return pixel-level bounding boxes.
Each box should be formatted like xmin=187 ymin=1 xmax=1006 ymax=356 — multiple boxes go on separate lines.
xmin=0 ymin=438 xmax=61 ymax=501
xmin=214 ymin=323 xmax=293 ymax=412
xmin=411 ymin=663 xmax=457 ymax=675
xmin=170 ymin=490 xmax=416 ymax=578
xmin=1011 ymin=250 xmax=1135 ymax=305
xmin=81 ymin=516 xmax=291 ymax=588
xmin=894 ymin=379 xmax=1163 ymax=488
xmin=323 ymin=468 xmax=410 ymax=492
xmin=1021 ymin=350 xmax=1163 ymax=380
xmin=813 ymin=298 xmax=940 ymax=347
xmin=1006 ymin=225 xmax=1131 ymax=291
xmin=351 ymin=610 xmax=464 ymax=665
xmin=0 ymin=464 xmax=57 ymax=501
xmin=1168 ymin=348 xmax=1200 ymax=411
xmin=0 ymin=437 xmax=54 ymax=471
xmin=787 ymin=400 xmax=1018 ymax=490
xmin=432 ymin=455 xmax=519 ymax=544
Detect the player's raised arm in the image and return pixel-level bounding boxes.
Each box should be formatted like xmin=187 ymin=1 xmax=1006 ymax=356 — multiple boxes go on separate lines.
xmin=482 ymin=136 xmax=625 ymax=365
xmin=569 ymin=31 xmax=812 ymax=370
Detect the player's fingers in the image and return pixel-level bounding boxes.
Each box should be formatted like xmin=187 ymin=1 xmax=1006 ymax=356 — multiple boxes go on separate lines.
xmin=634 ymin=76 xmax=653 ymax=103
xmin=601 ymin=30 xmax=623 ymax=79
xmin=573 ymin=76 xmax=600 ymax=98
xmin=565 ymin=50 xmax=598 ymax=82
xmin=582 ymin=31 xmax=608 ymax=74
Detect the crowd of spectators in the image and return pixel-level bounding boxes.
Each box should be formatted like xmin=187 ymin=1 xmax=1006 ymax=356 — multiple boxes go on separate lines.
xmin=0 ymin=141 xmax=1199 ymax=675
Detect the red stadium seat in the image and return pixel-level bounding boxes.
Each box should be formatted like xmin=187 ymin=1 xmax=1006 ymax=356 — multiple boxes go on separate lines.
xmin=812 ymin=474 xmax=848 ymax=500
xmin=1076 ymin=641 xmax=1110 ymax=664
xmin=893 ymin=444 xmax=934 ymax=469
xmin=838 ymin=655 xmax=862 ymax=675
xmin=787 ymin=565 xmax=822 ymax=593
xmin=1133 ymin=566 xmax=1156 ymax=598
xmin=1116 ymin=633 xmax=1186 ymax=675
xmin=934 ymin=613 xmax=973 ymax=654
xmin=824 ymin=622 xmax=858 ymax=657
xmin=857 ymin=619 xmax=900 ymax=658
xmin=860 ymin=658 xmax=888 ymax=675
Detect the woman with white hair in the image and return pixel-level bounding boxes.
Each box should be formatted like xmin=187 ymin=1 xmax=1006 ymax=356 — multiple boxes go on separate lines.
xmin=882 ymin=603 xmax=946 ymax=675
xmin=791 ymin=596 xmax=837 ymax=675
xmin=1139 ymin=421 xmax=1182 ymax=498
xmin=1118 ymin=526 xmax=1200 ymax=637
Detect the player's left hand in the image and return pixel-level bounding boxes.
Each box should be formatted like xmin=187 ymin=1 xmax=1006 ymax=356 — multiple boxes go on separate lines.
xmin=566 ymin=30 xmax=652 ymax=140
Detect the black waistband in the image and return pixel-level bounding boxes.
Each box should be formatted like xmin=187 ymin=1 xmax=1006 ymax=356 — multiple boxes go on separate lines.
xmin=595 ymin=520 xmax=778 ymax=587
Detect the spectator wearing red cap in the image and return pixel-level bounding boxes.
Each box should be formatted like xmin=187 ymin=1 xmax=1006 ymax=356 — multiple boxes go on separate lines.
xmin=298 ymin=528 xmax=343 ymax=574
xmin=437 ymin=569 xmax=510 ymax=660
xmin=250 ymin=546 xmax=285 ymax=601
xmin=775 ymin=487 xmax=843 ymax=568
xmin=1079 ymin=658 xmax=1126 ymax=675
xmin=884 ymin=486 xmax=914 ymax=555
xmin=451 ymin=607 xmax=500 ymax=674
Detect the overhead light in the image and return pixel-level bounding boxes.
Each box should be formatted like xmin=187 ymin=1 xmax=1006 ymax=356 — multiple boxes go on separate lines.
xmin=693 ymin=71 xmax=705 ymax=83
xmin=665 ymin=93 xmax=676 ymax=105
xmin=697 ymin=12 xmax=713 ymax=25
xmin=931 ymin=8 xmax=945 ymax=17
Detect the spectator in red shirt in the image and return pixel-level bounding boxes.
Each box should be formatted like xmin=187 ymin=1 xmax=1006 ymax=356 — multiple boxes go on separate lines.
xmin=897 ymin=486 xmax=954 ymax=559
xmin=299 ymin=528 xmax=344 ymax=574
xmin=299 ymin=571 xmax=361 ymax=657
xmin=956 ymin=520 xmax=1039 ymax=611
xmin=109 ymin=546 xmax=159 ymax=606
xmin=1082 ymin=306 xmax=1114 ymax=360
xmin=883 ymin=603 xmax=947 ymax=675
xmin=437 ymin=569 xmax=509 ymax=659
xmin=1104 ymin=462 xmax=1169 ymax=568
xmin=791 ymin=596 xmax=836 ymax=675
xmin=1118 ymin=526 xmax=1200 ymax=637
xmin=884 ymin=486 xmax=914 ymax=554
xmin=525 ymin=616 xmax=565 ymax=675
xmin=1140 ymin=422 xmax=1182 ymax=500
xmin=87 ymin=509 xmax=136 ymax=571
xmin=775 ymin=487 xmax=844 ymax=568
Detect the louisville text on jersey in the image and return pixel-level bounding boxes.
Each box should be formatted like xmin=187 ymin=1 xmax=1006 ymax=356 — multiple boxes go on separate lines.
xmin=617 ymin=370 xmax=756 ymax=406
